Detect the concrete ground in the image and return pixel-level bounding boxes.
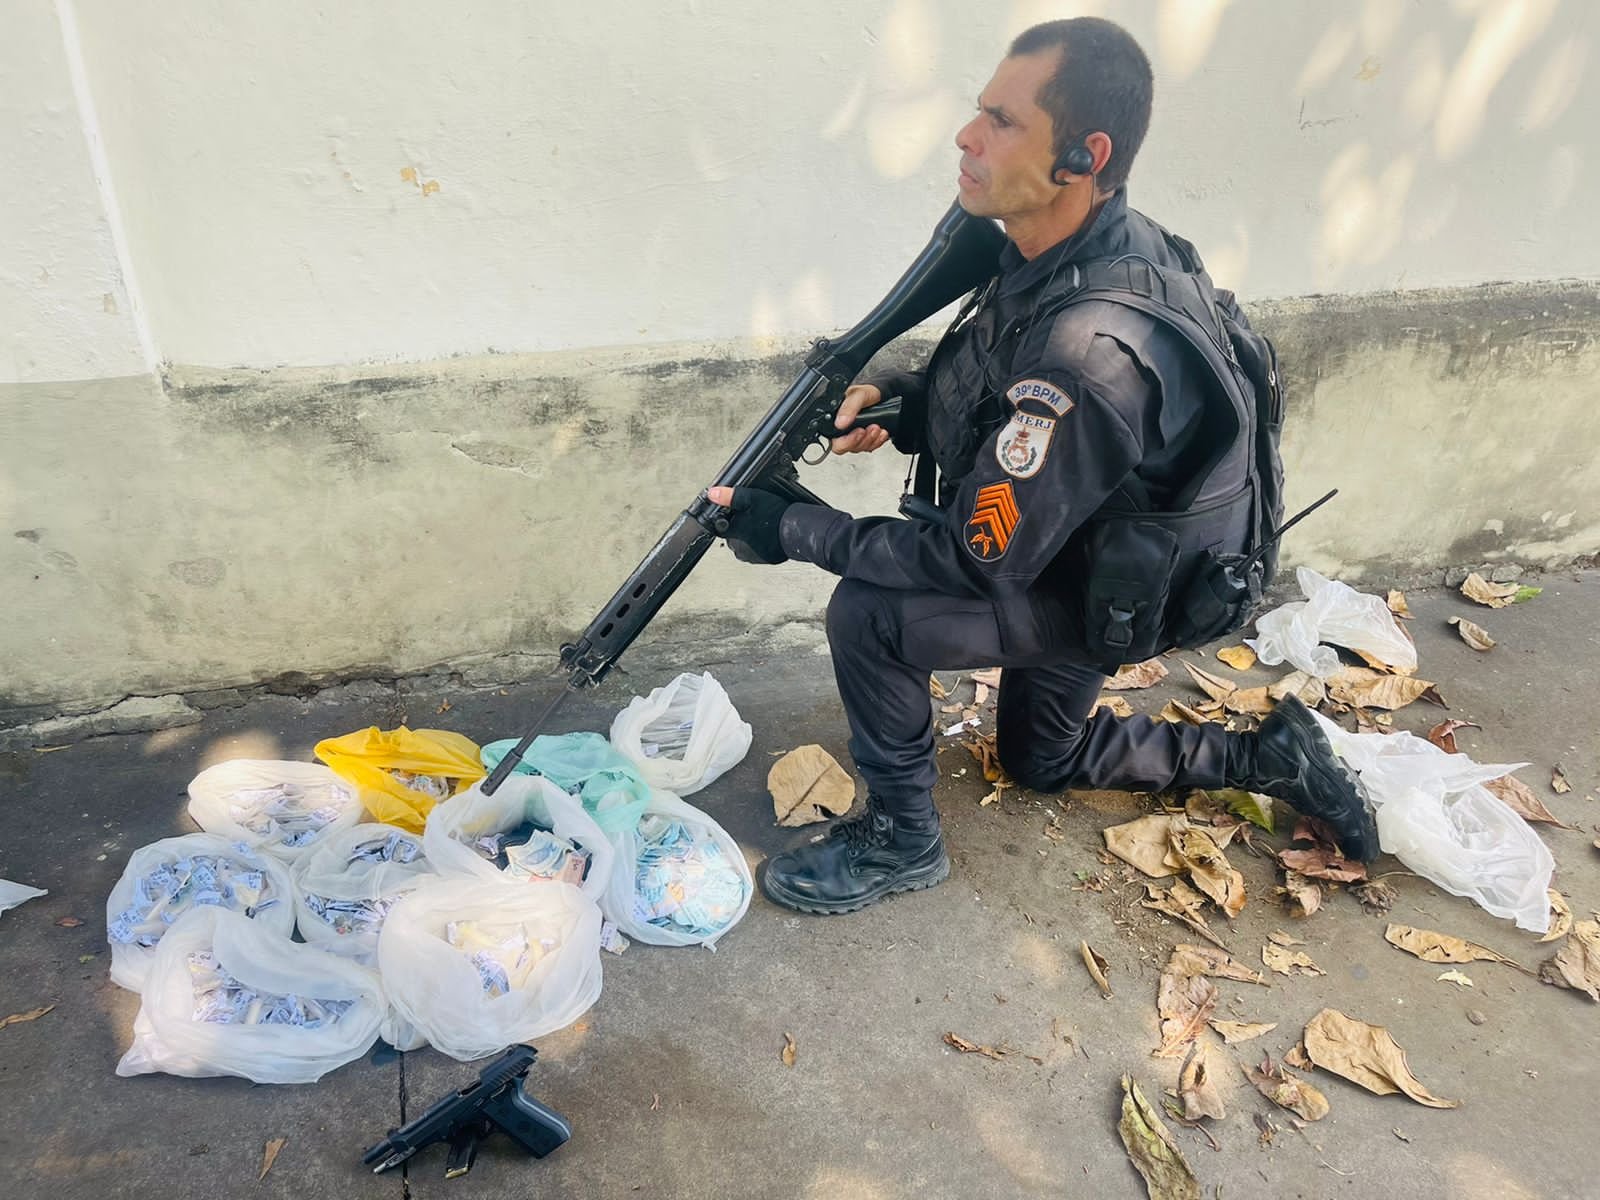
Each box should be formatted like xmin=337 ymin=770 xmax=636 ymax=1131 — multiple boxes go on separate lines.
xmin=2 ymin=574 xmax=1597 ymax=1200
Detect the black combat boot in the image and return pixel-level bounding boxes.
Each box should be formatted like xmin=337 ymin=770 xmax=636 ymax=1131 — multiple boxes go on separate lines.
xmin=1227 ymin=694 xmax=1381 ymax=861
xmin=759 ymin=795 xmax=950 ymax=915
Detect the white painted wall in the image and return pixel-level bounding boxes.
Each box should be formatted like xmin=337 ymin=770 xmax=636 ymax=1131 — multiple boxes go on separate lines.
xmin=20 ymin=0 xmax=1594 ymax=376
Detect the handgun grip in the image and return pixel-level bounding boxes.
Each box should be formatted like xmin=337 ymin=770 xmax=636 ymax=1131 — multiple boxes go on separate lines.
xmin=832 ymin=396 xmax=903 ymax=439
xmin=484 ymin=1082 xmax=572 ymax=1159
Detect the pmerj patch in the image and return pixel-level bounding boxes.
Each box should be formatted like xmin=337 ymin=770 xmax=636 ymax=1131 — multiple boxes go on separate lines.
xmin=994 ymin=410 xmax=1056 ymax=479
xmin=1005 ymin=377 xmax=1075 ymax=416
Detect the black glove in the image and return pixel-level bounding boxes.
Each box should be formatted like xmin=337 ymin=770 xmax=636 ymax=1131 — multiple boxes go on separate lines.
xmin=716 ymin=487 xmax=791 ymax=565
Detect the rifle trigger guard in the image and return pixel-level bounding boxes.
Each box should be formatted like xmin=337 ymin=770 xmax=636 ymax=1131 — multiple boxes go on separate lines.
xmin=801 ymin=437 xmax=831 ymax=466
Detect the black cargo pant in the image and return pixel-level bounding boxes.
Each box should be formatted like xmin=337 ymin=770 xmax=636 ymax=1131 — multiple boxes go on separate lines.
xmin=826 ymin=578 xmax=1231 ymax=823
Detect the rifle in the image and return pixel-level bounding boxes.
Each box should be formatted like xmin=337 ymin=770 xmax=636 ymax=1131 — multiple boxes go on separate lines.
xmin=481 ymin=201 xmax=1006 ymax=795
xmin=362 ymin=1045 xmax=569 ymax=1179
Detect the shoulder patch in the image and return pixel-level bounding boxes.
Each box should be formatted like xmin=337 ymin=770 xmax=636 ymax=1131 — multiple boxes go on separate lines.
xmin=966 ymin=482 xmax=1020 ymax=561
xmin=1006 ymin=377 xmax=1075 ymax=416
xmin=994 ymin=410 xmax=1056 ymax=479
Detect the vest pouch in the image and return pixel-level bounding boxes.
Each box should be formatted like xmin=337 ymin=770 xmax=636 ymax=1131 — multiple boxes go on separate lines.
xmin=1169 ymin=553 xmax=1263 ymax=647
xmin=1080 ymin=517 xmax=1180 ymax=670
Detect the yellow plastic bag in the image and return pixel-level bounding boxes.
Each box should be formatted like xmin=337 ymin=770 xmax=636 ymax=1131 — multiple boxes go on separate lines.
xmin=313 ymin=727 xmax=485 ymax=832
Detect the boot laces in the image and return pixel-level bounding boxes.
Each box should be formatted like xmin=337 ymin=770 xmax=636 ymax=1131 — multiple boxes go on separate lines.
xmin=830 ymin=798 xmax=894 ymax=854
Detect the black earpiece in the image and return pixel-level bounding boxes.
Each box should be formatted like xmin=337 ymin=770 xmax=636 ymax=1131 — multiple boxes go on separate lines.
xmin=1052 ymin=135 xmax=1097 ymax=184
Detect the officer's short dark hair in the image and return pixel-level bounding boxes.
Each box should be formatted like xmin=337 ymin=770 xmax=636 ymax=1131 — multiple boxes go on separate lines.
xmin=1009 ymin=18 xmax=1153 ymax=192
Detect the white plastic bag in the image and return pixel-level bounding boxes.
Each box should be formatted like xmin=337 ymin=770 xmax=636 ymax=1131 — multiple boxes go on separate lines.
xmin=378 ymin=877 xmax=602 ymax=1061
xmin=292 ymin=824 xmax=437 ymax=962
xmin=1312 ymin=711 xmax=1554 ymax=932
xmin=1246 ymin=567 xmax=1417 ymax=679
xmin=106 ymin=833 xmax=298 ymax=991
xmin=423 ymin=775 xmax=613 ymax=904
xmin=609 ymin=671 xmax=752 ymax=795
xmin=187 ymin=760 xmax=365 ymax=861
xmin=0 ymin=879 xmax=47 ymax=918
xmin=117 ymin=907 xmax=385 ymax=1082
xmin=594 ymin=789 xmax=752 ymax=948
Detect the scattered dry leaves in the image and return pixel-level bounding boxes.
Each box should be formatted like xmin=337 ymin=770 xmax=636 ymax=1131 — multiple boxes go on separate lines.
xmin=963 ymin=733 xmax=1014 ymax=785
xmin=1156 ymin=944 xmax=1265 ymax=1059
xmin=55 ymin=917 xmax=83 ymax=928
xmin=1081 ymin=941 xmax=1114 ymax=999
xmin=259 ymin=1137 xmax=288 ymax=1182
xmin=1158 ymin=700 xmax=1214 ymax=726
xmin=1302 ymin=1009 xmax=1459 ymax=1108
xmin=1182 ymin=662 xmax=1237 ymax=703
xmin=1103 ymin=658 xmax=1169 ymax=691
xmin=1484 ymin=774 xmax=1574 ymax=828
xmin=1262 ymin=942 xmax=1324 ymax=976
xmin=0 ymin=1005 xmax=54 ymax=1030
xmin=972 ymin=667 xmax=1003 ymax=689
xmin=1327 ymin=667 xmax=1444 ymax=712
xmin=1180 ymin=1042 xmax=1227 ymax=1121
xmin=1460 ymin=572 xmax=1519 ymax=608
xmin=1278 ymin=846 xmax=1367 ymax=883
xmin=1217 ymin=644 xmax=1257 ymax=670
xmin=1223 ymin=687 xmax=1275 ymax=716
xmin=1142 ymin=883 xmax=1227 ymax=950
xmin=1103 ymin=814 xmax=1184 ymax=878
xmin=944 ymin=1032 xmax=1009 ymax=1060
xmin=1541 ymin=891 xmax=1573 ymax=944
xmin=1092 ymin=694 xmax=1136 ymax=718
xmin=1539 ymin=920 xmax=1600 ymax=1001
xmin=1387 ymin=590 xmax=1412 ymax=618
xmin=1274 ymin=871 xmax=1324 ymax=918
xmin=1552 ymin=765 xmax=1572 ymax=794
xmin=1383 ymin=924 xmax=1533 ymax=976
xmin=1209 ymin=1020 xmax=1276 ymax=1044
xmin=1249 ymin=1056 xmax=1330 ymax=1122
xmin=1436 ymin=970 xmax=1474 ymax=988
xmin=928 ymin=674 xmax=948 ymax=700
xmin=781 ymin=1032 xmax=797 ymax=1067
xmin=1118 ymin=1075 xmax=1201 ymax=1200
xmin=768 ymin=745 xmax=855 ymax=826
xmin=1268 ymin=670 xmax=1326 ymax=708
xmin=1352 ymin=879 xmax=1398 ymax=914
xmin=1448 ymin=616 xmax=1495 ymax=651
xmin=1165 ymin=827 xmax=1247 ymax=918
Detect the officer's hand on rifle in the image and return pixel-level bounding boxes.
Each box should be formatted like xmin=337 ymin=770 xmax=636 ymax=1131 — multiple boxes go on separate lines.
xmin=705 ymin=486 xmax=791 ymax=565
xmin=830 ymin=384 xmax=891 ymax=455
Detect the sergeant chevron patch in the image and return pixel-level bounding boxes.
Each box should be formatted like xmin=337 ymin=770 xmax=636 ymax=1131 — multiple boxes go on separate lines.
xmin=966 ymin=482 xmax=1020 ymax=561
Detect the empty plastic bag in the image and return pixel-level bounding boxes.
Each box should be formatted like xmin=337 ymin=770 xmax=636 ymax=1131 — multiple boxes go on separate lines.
xmin=595 ymin=789 xmax=752 ymax=949
xmin=116 ymin=907 xmax=385 ymax=1083
xmin=378 ymin=876 xmax=602 ymax=1061
xmin=1246 ymin=567 xmax=1417 ymax=679
xmin=187 ymin=760 xmax=365 ymax=861
xmin=106 ymin=834 xmax=297 ymax=991
xmin=292 ymin=824 xmax=437 ymax=962
xmin=314 ymin=726 xmax=485 ymax=832
xmin=609 ymin=672 xmax=752 ymax=795
xmin=423 ymin=775 xmax=614 ymax=904
xmin=1311 ymin=711 xmax=1554 ymax=932
xmin=0 ymin=879 xmax=47 ymax=918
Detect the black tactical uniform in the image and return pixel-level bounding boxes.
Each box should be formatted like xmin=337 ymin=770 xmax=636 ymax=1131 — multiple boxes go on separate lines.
xmin=752 ymin=192 xmax=1377 ymax=914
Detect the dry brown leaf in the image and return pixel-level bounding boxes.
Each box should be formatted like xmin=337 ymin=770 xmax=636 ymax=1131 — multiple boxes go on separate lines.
xmin=1182 ymin=661 xmax=1237 ymax=702
xmin=1169 ymin=943 xmax=1266 ymax=984
xmin=1262 ymin=943 xmax=1324 ymax=976
xmin=1103 ymin=814 xmax=1184 ymax=877
xmin=1354 ymin=647 xmax=1416 ymax=676
xmin=1157 ymin=944 xmax=1265 ymax=1059
xmin=1249 ymin=1057 xmax=1330 ymax=1122
xmin=781 ymin=1032 xmax=797 ymax=1067
xmin=1081 ymin=941 xmax=1114 ymax=998
xmin=1157 ymin=700 xmax=1213 ymax=726
xmin=1303 ymin=1009 xmax=1459 ymax=1108
xmin=1552 ymin=765 xmax=1572 ymax=794
xmin=973 ymin=681 xmax=991 ymax=706
xmin=0 ymin=1005 xmax=54 ymax=1030
xmin=1165 ymin=827 xmax=1247 ymax=918
xmin=1216 ymin=644 xmax=1257 ymax=671
xmin=1353 ymin=879 xmax=1397 ymax=914
xmin=1092 ymin=694 xmax=1135 ymax=718
xmin=928 ymin=674 xmax=948 ymax=700
xmin=259 ymin=1137 xmax=288 ymax=1182
xmin=1540 ymin=891 xmax=1573 ymax=944
xmin=1460 ymin=572 xmax=1519 ymax=608
xmin=1118 ymin=1074 xmax=1201 ymax=1200
xmin=1485 ymin=774 xmax=1574 ymax=828
xmin=1103 ymin=658 xmax=1169 ymax=691
xmin=1539 ymin=919 xmax=1600 ymax=1001
xmin=1209 ymin=1019 xmax=1276 ymax=1044
xmin=1274 ymin=870 xmax=1324 ymax=918
xmin=1180 ymin=1042 xmax=1227 ymax=1121
xmin=1268 ymin=670 xmax=1327 ymax=708
xmin=1222 ymin=686 xmax=1274 ymax=716
xmin=1278 ymin=847 xmax=1367 ymax=883
xmin=944 ymin=1031 xmax=1008 ymax=1060
xmin=1448 ymin=615 xmax=1495 ymax=651
xmin=1142 ymin=882 xmax=1227 ymax=950
xmin=1327 ymin=667 xmax=1442 ymax=712
xmin=1426 ymin=719 xmax=1480 ymax=753
xmin=1283 ymin=1042 xmax=1312 ymax=1069
xmin=1436 ymin=970 xmax=1474 ymax=988
xmin=55 ymin=916 xmax=83 ymax=928
xmin=1387 ymin=590 xmax=1412 ymax=618
xmin=1383 ymin=924 xmax=1533 ymax=975
xmin=971 ymin=667 xmax=1002 ymax=689
xmin=768 ymin=745 xmax=855 ymax=827
xmin=1267 ymin=930 xmax=1305 ymax=947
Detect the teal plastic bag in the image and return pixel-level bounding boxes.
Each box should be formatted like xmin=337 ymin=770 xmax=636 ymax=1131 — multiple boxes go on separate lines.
xmin=481 ymin=733 xmax=649 ymax=833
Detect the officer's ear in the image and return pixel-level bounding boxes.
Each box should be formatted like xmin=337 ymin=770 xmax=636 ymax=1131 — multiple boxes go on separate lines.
xmin=1084 ymin=131 xmax=1113 ymax=178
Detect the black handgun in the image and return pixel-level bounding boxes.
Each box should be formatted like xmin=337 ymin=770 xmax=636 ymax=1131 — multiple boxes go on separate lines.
xmin=362 ymin=1045 xmax=571 ymax=1179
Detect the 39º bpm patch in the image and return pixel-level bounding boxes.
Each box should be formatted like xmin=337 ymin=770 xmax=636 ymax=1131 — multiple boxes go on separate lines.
xmin=965 ymin=481 xmax=1020 ymax=561
xmin=994 ymin=410 xmax=1056 ymax=479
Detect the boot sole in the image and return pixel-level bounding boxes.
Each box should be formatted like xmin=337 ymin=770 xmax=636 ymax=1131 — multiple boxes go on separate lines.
xmin=1277 ymin=699 xmax=1381 ymax=861
xmin=759 ymin=854 xmax=951 ymax=915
